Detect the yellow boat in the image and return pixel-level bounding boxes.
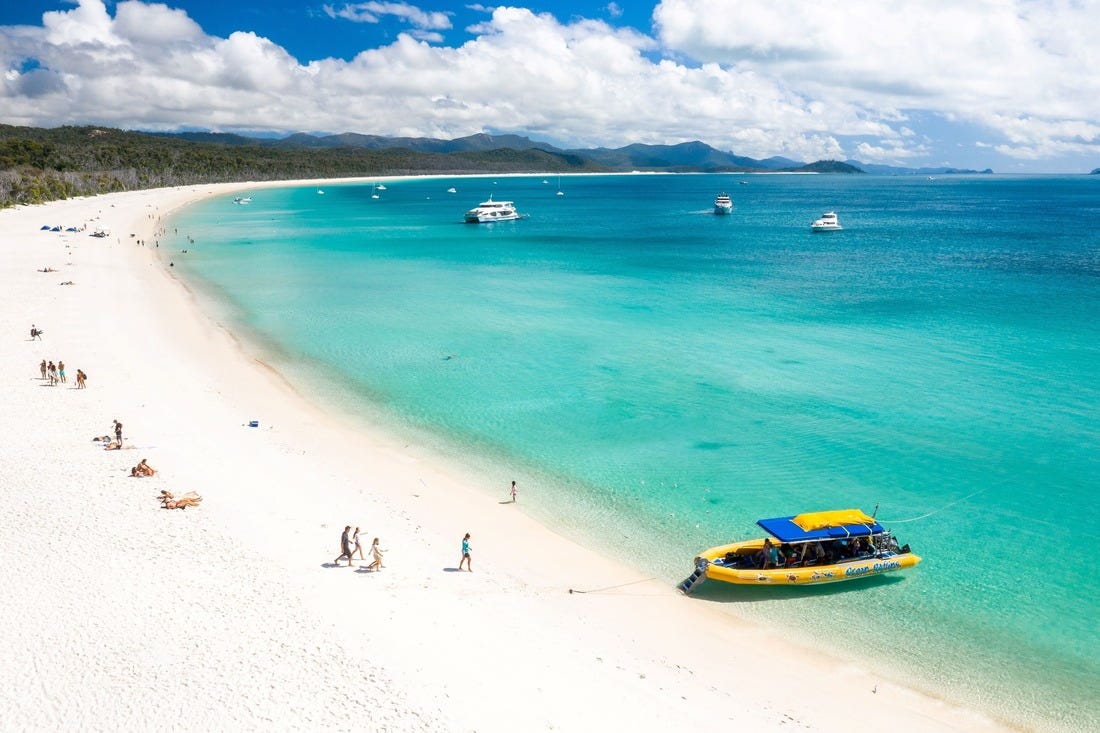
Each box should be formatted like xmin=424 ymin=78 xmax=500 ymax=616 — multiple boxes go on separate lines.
xmin=679 ymin=509 xmax=921 ymax=592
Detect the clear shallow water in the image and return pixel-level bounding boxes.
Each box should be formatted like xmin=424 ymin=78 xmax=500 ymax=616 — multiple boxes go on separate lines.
xmin=169 ymin=174 xmax=1099 ymax=730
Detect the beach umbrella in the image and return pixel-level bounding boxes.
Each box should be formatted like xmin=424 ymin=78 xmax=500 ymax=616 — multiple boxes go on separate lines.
xmin=40 ymin=225 xmax=50 ymax=230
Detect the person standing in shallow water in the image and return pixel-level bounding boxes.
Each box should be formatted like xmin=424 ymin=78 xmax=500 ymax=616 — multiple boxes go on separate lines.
xmin=459 ymin=533 xmax=472 ymax=572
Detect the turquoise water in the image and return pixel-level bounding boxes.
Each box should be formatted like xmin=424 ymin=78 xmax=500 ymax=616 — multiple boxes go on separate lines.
xmin=168 ymin=174 xmax=1099 ymax=731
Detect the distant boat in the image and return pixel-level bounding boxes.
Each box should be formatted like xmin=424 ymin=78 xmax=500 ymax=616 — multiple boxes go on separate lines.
xmin=447 ymin=187 xmax=457 ymax=193
xmin=376 ymin=184 xmax=387 ymax=191
xmin=556 ymin=176 xmax=564 ymax=196
xmin=370 ymin=184 xmax=379 ymax=200
xmin=317 ymin=189 xmax=325 ymax=195
xmin=810 ymin=211 xmax=842 ymax=231
xmin=465 ymin=196 xmax=520 ymax=223
xmin=233 ymin=196 xmax=252 ymax=205
xmin=542 ymin=179 xmax=549 ymax=184
xmin=739 ymin=180 xmax=749 ymax=185
xmin=714 ymin=193 xmax=733 ymax=215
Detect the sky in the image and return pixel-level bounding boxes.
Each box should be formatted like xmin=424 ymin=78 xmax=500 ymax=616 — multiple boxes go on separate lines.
xmin=1 ymin=1 xmax=1098 ymax=172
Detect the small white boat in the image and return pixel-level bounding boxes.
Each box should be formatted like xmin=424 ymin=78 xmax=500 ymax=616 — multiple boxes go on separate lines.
xmin=376 ymin=184 xmax=387 ymax=191
xmin=556 ymin=176 xmax=564 ymax=196
xmin=233 ymin=196 xmax=252 ymax=205
xmin=714 ymin=193 xmax=733 ymax=215
xmin=811 ymin=211 xmax=842 ymax=231
xmin=370 ymin=184 xmax=379 ymax=200
xmin=465 ymin=196 xmax=520 ymax=223
xmin=317 ymin=189 xmax=325 ymax=195
xmin=447 ymin=187 xmax=457 ymax=193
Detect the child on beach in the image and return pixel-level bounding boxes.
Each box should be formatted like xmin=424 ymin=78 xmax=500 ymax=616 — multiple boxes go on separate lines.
xmin=459 ymin=533 xmax=472 ymax=572
xmin=367 ymin=538 xmax=385 ymax=571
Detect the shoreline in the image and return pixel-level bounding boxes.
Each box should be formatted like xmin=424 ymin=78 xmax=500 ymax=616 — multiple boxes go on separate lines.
xmin=1 ymin=180 xmax=1017 ymax=731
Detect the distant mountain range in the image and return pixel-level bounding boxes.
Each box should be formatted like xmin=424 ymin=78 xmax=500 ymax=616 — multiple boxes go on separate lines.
xmin=159 ymin=130 xmax=992 ymax=175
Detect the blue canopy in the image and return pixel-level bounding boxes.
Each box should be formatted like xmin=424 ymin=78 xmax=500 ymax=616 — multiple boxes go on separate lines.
xmin=757 ymin=515 xmax=885 ymax=543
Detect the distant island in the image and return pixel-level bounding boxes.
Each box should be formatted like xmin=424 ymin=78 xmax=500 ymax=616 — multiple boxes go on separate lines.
xmin=0 ymin=124 xmax=989 ymax=208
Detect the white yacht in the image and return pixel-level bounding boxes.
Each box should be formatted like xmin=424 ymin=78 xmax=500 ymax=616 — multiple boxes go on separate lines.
xmin=376 ymin=184 xmax=387 ymax=191
xmin=233 ymin=196 xmax=252 ymax=205
xmin=714 ymin=193 xmax=733 ymax=215
xmin=465 ymin=196 xmax=520 ymax=223
xmin=447 ymin=187 xmax=457 ymax=193
xmin=811 ymin=211 xmax=842 ymax=231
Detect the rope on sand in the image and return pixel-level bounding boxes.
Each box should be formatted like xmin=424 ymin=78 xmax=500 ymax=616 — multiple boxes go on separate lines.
xmin=568 ymin=577 xmax=656 ymax=594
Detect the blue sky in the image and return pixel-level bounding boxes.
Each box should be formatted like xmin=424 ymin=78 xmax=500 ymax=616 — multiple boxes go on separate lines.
xmin=2 ymin=1 xmax=1098 ymax=172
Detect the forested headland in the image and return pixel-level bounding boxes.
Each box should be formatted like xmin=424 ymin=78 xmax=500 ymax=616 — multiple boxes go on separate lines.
xmin=0 ymin=125 xmax=601 ymax=208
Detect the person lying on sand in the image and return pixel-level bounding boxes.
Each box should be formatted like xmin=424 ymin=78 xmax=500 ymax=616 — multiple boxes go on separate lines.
xmin=159 ymin=490 xmax=202 ymax=510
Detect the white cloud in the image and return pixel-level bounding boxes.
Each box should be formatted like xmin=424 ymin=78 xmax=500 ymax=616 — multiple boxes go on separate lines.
xmin=652 ymin=0 xmax=1100 ymax=162
xmin=0 ymin=0 xmax=1097 ymax=169
xmin=323 ymin=2 xmax=452 ymax=31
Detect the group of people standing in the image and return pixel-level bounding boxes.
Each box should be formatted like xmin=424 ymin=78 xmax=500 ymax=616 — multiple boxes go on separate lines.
xmin=38 ymin=358 xmax=86 ymax=388
xmin=33 ymin=323 xmax=88 ymax=390
xmin=334 ymin=526 xmax=386 ymax=571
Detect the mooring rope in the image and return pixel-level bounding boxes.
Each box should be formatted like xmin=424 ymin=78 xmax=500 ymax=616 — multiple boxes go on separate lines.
xmin=879 ymin=487 xmax=988 ymax=524
xmin=568 ymin=577 xmax=657 ymax=594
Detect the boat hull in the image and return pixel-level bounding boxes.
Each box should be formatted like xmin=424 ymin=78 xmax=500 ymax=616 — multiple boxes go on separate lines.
xmin=465 ymin=213 xmax=520 ymax=223
xmin=698 ymin=539 xmax=921 ymax=586
xmin=714 ymin=205 xmax=733 ymax=215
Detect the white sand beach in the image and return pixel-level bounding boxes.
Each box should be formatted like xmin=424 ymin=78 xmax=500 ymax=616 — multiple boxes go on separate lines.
xmin=0 ymin=182 xmax=1012 ymax=731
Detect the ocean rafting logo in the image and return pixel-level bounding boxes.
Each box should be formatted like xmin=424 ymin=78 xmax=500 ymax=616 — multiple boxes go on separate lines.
xmin=844 ymin=560 xmax=902 ymax=577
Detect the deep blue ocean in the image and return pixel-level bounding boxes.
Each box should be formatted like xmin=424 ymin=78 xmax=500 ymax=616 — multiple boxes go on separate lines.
xmin=168 ymin=174 xmax=1099 ymax=731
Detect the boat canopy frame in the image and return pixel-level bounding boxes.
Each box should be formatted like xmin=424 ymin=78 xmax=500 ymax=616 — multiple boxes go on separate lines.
xmin=756 ymin=509 xmax=885 ymax=544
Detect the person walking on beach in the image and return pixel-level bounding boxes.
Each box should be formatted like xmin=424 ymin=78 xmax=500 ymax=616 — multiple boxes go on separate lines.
xmin=510 ymin=480 xmax=518 ymax=503
xmin=353 ymin=527 xmax=365 ymax=560
xmin=39 ymin=359 xmax=47 ymax=380
xmin=76 ymin=369 xmax=87 ymax=389
xmin=367 ymin=538 xmax=385 ymax=572
xmin=57 ymin=361 xmax=66 ymax=384
xmin=113 ymin=419 xmax=123 ymax=446
xmin=47 ymin=361 xmax=58 ymax=385
xmin=459 ymin=533 xmax=472 ymax=572
xmin=334 ymin=525 xmax=355 ymax=567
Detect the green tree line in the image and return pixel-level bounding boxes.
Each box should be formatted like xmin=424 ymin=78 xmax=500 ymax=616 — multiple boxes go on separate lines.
xmin=0 ymin=125 xmax=602 ymax=208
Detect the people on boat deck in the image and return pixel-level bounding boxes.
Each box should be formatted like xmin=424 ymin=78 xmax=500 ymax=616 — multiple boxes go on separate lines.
xmin=760 ymin=538 xmax=780 ymax=569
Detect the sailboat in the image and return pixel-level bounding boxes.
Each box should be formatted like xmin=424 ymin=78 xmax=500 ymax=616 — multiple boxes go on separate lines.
xmin=370 ymin=184 xmax=380 ymax=200
xmin=556 ymin=176 xmax=564 ymax=197
xmin=376 ymin=183 xmax=387 ymax=191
